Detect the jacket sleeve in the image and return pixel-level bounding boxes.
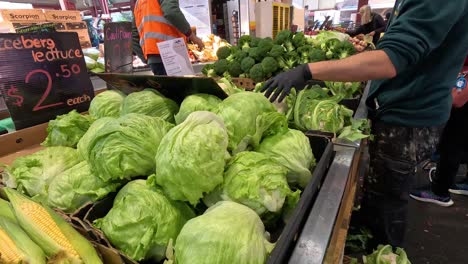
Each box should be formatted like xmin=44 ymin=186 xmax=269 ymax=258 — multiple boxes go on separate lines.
xmin=159 ymin=0 xmax=192 ymax=36
xmin=373 ymin=14 xmax=386 ymax=34
xmin=378 ymin=0 xmax=466 ymax=73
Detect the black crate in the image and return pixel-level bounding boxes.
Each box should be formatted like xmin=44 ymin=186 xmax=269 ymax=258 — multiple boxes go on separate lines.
xmin=267 ymin=136 xmax=334 ymax=264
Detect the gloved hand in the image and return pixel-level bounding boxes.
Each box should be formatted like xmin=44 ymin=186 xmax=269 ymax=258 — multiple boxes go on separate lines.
xmin=261 ymin=64 xmax=312 ymax=102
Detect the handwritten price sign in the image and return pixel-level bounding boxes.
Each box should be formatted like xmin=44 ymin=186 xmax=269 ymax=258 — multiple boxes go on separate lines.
xmin=0 ymin=32 xmax=94 ymax=129
xmin=104 ymin=22 xmax=132 ymax=74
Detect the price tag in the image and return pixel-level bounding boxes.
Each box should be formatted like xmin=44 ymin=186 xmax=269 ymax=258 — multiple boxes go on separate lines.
xmin=104 ymin=22 xmax=133 ymax=74
xmin=157 ymin=38 xmax=194 ymax=76
xmin=0 ymin=32 xmax=94 ymax=130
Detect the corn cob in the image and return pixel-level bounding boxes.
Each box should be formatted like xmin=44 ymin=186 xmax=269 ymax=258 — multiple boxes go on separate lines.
xmin=0 ymin=216 xmax=46 ymax=264
xmin=4 ymin=188 xmax=103 ymax=264
xmin=0 ymin=198 xmax=16 ymax=222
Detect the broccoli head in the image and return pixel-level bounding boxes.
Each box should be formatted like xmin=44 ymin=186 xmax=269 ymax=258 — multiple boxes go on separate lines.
xmin=249 ymin=63 xmax=265 ymax=82
xmin=261 ymin=57 xmax=279 ymax=76
xmin=238 ymin=35 xmax=252 ymax=50
xmin=334 ymin=41 xmax=356 ymax=59
xmin=258 ymin=38 xmax=274 ymax=53
xmin=269 ymin=45 xmax=286 ymax=58
xmin=214 ymin=59 xmax=230 ymax=76
xmin=202 ymin=63 xmax=217 ymax=77
xmin=228 ymin=61 xmax=242 ymax=77
xmin=248 ymin=47 xmax=267 ymax=62
xmin=297 ymin=46 xmax=313 ymax=64
xmin=234 ymin=50 xmax=248 ymax=61
xmin=308 ymin=48 xmax=327 ymax=62
xmin=292 ymin=32 xmax=306 ymax=48
xmin=216 ymin=46 xmax=231 ymax=60
xmin=241 ymin=57 xmax=256 ymax=73
xmin=250 ymin=37 xmax=261 ymax=47
xmin=274 ymin=30 xmax=292 ymax=45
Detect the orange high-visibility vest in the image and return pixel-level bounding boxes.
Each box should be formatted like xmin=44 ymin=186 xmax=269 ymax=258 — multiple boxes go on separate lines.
xmin=134 ymin=0 xmax=187 ymax=59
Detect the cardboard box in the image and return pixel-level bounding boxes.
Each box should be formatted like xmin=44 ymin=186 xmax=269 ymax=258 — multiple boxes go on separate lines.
xmin=1 ymin=9 xmax=46 ymax=22
xmin=44 ymin=10 xmax=81 ymax=22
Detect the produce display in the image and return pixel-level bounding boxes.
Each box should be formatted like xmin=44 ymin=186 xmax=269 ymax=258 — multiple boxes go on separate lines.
xmin=202 ymin=30 xmax=357 ymax=82
xmin=188 ymin=34 xmax=231 ymax=62
xmin=1 ymin=87 xmax=318 ymax=263
xmin=1 ymin=70 xmax=370 ymax=263
xmin=1 ymin=188 xmax=103 ymax=263
xmin=83 ymin=47 xmax=105 ymax=73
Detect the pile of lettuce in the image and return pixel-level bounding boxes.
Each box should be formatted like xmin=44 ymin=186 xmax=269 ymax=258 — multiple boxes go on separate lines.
xmin=278 ymin=85 xmax=371 ymax=142
xmin=2 ymin=82 xmax=372 ymax=263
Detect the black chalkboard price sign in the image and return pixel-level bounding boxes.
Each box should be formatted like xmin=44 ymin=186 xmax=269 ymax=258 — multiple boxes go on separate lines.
xmin=0 ymin=32 xmax=94 ymax=130
xmin=104 ymin=22 xmax=133 ymax=73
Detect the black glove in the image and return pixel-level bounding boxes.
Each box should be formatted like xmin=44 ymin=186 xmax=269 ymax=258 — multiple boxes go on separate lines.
xmin=261 ymin=64 xmax=312 ymax=102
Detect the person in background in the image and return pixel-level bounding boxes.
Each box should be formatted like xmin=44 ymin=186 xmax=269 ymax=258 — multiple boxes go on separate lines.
xmin=262 ymin=0 xmax=468 ymax=248
xmin=347 ymin=5 xmax=385 ymax=45
xmin=410 ymin=64 xmax=468 ymax=206
xmin=134 ymin=0 xmax=204 ymax=75
xmin=132 ymin=18 xmax=146 ymax=64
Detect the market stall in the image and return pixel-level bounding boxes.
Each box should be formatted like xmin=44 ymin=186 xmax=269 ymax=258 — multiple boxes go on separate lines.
xmin=0 ymin=10 xmax=372 ymax=262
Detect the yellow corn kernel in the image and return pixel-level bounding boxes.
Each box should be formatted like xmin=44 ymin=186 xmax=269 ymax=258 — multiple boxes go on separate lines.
xmin=0 ymin=228 xmax=22 ymax=263
xmin=18 ymin=201 xmax=79 ymax=259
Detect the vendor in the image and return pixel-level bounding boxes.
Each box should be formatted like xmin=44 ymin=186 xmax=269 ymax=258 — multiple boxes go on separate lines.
xmin=262 ymin=0 xmax=468 ymax=248
xmin=347 ymin=5 xmax=385 ymax=45
xmin=134 ymin=0 xmax=204 ymax=75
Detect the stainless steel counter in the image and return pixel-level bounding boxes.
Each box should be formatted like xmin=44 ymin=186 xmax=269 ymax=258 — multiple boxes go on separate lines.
xmin=289 ymin=82 xmax=370 ymax=264
xmin=289 ymin=145 xmax=356 ymax=264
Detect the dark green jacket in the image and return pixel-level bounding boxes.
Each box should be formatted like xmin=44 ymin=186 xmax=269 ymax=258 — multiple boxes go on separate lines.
xmin=367 ymin=0 xmax=468 ymax=127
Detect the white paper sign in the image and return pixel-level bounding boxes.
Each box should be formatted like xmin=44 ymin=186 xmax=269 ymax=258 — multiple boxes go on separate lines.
xmin=179 ymin=0 xmax=211 ymax=37
xmin=157 ymin=38 xmax=195 ymax=76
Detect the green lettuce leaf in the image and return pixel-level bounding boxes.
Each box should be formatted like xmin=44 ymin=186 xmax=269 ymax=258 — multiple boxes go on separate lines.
xmin=47 ymin=161 xmax=122 ymax=213
xmin=42 ymin=110 xmax=94 ymax=148
xmin=95 ymin=180 xmax=194 ymax=261
xmin=222 ymin=151 xmax=293 ymax=215
xmin=216 ymin=92 xmax=283 ymax=153
xmin=257 ymin=129 xmax=316 ymax=188
xmin=174 ymin=93 xmax=222 ymax=124
xmin=3 ymin=147 xmax=81 ymax=199
xmin=174 ymin=201 xmax=274 ymax=264
xmin=77 ymin=114 xmax=173 ymax=181
xmin=150 ymin=111 xmax=229 ymax=205
xmin=88 ymin=90 xmax=125 ymax=119
xmin=121 ymin=89 xmax=179 ymax=123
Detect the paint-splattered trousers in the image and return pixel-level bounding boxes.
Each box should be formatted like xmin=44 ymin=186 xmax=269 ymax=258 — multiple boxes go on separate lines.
xmin=361 ymin=120 xmax=442 ymax=247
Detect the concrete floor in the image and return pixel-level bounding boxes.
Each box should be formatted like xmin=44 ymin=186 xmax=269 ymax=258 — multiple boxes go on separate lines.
xmin=404 ymin=166 xmax=468 ymax=264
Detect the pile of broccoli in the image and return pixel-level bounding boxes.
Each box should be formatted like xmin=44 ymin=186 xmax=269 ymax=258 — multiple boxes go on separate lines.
xmin=202 ymin=30 xmax=356 ymax=82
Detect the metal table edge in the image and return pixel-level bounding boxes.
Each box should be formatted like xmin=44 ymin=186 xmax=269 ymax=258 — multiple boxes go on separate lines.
xmin=289 ymin=146 xmax=357 ymax=264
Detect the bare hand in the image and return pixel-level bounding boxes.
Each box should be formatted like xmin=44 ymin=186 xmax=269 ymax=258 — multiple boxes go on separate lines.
xmin=189 ymin=34 xmax=204 ymax=50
